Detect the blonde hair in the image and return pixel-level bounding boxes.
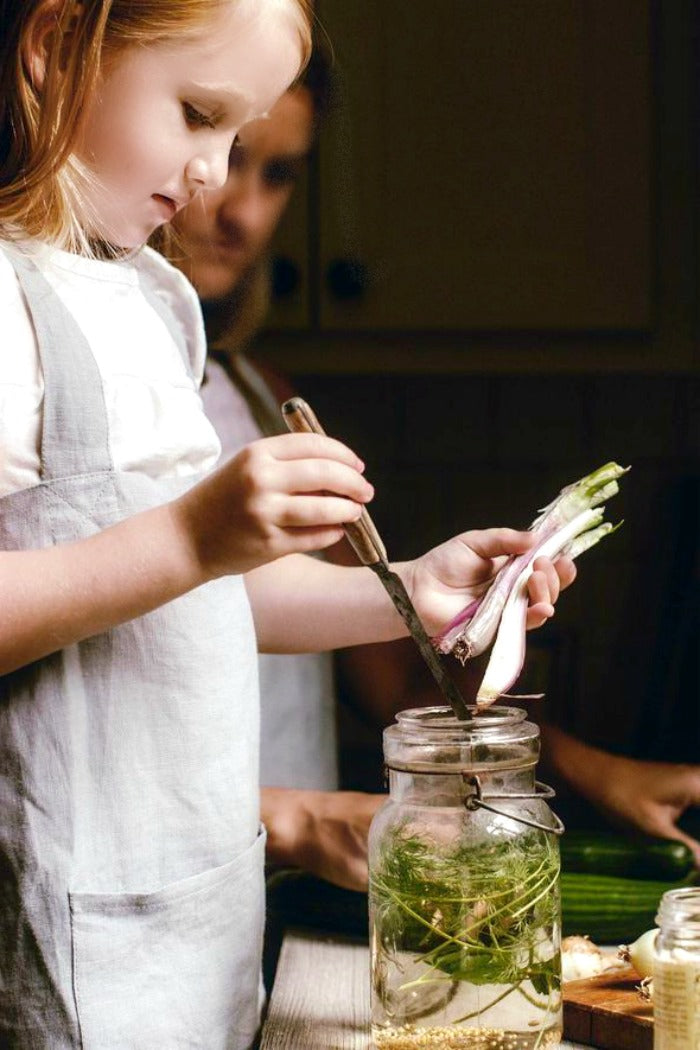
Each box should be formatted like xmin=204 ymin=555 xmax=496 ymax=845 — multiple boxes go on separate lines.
xmin=0 ymin=0 xmax=313 ymax=255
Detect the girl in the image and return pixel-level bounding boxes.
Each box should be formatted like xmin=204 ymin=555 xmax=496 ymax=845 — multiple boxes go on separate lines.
xmin=0 ymin=2 xmax=573 ymax=1047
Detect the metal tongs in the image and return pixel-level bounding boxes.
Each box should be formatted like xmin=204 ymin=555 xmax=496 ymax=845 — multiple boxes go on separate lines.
xmin=281 ymin=397 xmax=469 ymax=721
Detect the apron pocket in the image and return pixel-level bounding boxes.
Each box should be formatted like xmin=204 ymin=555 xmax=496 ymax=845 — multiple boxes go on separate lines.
xmin=69 ymin=830 xmax=266 ymax=1050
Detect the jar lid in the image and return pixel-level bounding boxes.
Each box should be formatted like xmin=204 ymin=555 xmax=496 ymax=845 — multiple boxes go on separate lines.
xmin=384 ymin=705 xmax=540 ymax=773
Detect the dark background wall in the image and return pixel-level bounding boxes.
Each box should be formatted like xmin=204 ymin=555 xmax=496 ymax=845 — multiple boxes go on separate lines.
xmin=255 ymin=1 xmax=699 ymax=793
xmin=293 ymin=371 xmax=698 ymax=791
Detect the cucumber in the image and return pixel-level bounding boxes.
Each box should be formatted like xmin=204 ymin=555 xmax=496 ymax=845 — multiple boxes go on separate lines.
xmin=561 ymin=830 xmax=695 ymax=881
xmin=560 ymin=870 xmax=694 ymax=942
xmin=266 ymin=865 xmax=698 ymax=948
xmin=266 ymin=868 xmax=368 ymax=938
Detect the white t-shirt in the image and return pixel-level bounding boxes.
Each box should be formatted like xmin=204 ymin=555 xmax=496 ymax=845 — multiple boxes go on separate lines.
xmin=0 ymin=241 xmax=220 ymax=495
xmin=201 ymin=358 xmax=340 ymax=791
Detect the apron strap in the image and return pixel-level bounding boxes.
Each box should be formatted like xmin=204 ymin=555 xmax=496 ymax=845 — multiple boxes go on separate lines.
xmin=8 ymin=252 xmax=114 ymax=481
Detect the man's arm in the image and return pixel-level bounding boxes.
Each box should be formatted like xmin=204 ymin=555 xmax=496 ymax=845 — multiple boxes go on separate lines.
xmin=261 ymin=787 xmax=385 ymax=891
xmin=540 ymin=723 xmax=700 ymax=865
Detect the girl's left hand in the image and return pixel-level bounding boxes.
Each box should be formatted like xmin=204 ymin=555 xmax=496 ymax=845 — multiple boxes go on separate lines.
xmin=398 ymin=528 xmax=576 ymax=637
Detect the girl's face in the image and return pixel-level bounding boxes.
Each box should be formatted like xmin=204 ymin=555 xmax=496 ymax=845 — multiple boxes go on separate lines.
xmin=75 ymin=2 xmax=302 ymax=248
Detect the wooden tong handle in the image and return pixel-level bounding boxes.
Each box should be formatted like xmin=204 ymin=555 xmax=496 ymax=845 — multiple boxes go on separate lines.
xmin=281 ymin=397 xmax=388 ymax=566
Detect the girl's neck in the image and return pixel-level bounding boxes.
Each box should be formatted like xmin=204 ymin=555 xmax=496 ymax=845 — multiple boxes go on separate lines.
xmin=87 ymin=239 xmax=138 ymax=262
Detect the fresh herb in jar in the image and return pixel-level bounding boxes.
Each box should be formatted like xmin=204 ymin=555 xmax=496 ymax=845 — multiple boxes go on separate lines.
xmin=371 ymin=822 xmax=561 ymax=1018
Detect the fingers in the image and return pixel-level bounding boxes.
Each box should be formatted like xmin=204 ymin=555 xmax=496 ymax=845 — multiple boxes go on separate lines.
xmin=525 ymin=559 xmax=565 ymax=629
xmin=462 ymin=530 xmax=578 ymax=592
xmin=228 ymin=436 xmax=375 ymax=553
xmin=256 ymin=462 xmax=373 ymax=535
xmin=650 ymin=825 xmax=700 ymax=870
xmin=681 ymin=834 xmax=700 ymax=870
xmin=327 ymin=855 xmax=370 ymax=893
xmin=276 ymin=494 xmax=365 ymax=527
xmin=346 ymin=861 xmax=370 ymax=892
xmin=531 ymin=557 xmax=561 ymax=604
xmin=529 ymin=554 xmax=577 ymax=604
xmin=239 ymin=432 xmax=371 ymax=510
xmin=272 ymin=457 xmax=374 ymax=503
xmin=283 ymin=525 xmax=349 ymax=553
xmin=525 ymin=594 xmax=554 ymax=630
xmin=553 ymin=554 xmax=577 ymax=591
xmin=265 ymin=432 xmax=366 ymax=473
xmin=458 ymin=528 xmax=536 ymax=562
xmin=524 ymin=553 xmax=578 ymax=629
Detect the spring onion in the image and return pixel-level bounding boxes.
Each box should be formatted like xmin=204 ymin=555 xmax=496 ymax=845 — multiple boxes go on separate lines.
xmin=434 ymin=462 xmax=629 ymax=706
xmin=618 ymin=928 xmax=658 ymax=979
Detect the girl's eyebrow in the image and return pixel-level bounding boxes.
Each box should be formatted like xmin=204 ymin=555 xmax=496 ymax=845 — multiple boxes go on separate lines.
xmin=187 ymin=82 xmax=255 ymax=109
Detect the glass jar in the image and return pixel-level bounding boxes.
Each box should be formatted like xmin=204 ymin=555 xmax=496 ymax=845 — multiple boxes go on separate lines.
xmin=369 ymin=705 xmax=563 ymax=1050
xmin=653 ymin=887 xmax=700 ymax=1050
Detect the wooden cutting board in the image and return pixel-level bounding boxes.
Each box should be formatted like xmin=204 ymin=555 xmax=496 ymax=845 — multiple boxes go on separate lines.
xmin=563 ymin=965 xmax=653 ymax=1050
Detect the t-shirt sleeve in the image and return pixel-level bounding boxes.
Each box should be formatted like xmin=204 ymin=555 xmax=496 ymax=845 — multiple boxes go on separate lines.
xmin=139 ymin=246 xmax=208 ymax=387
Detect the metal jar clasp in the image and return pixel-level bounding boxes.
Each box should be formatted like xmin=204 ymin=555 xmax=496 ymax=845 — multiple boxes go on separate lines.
xmin=462 ymin=774 xmax=565 ymax=836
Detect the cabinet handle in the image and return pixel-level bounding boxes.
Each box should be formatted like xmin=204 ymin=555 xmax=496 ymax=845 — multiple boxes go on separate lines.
xmin=325 ymin=258 xmax=370 ymax=300
xmin=272 ymin=255 xmax=301 ymax=299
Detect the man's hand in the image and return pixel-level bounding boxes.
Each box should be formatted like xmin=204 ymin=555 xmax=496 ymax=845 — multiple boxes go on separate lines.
xmin=262 ymin=787 xmax=385 ymax=891
xmin=596 ymin=757 xmax=700 ymax=866
xmin=540 ymin=724 xmax=700 ymax=866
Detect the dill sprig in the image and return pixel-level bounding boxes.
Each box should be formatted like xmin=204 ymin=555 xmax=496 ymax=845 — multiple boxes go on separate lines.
xmin=370 ymin=822 xmax=561 ymax=998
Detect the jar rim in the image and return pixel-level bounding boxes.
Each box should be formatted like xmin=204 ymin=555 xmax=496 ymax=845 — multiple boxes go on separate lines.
xmin=384 ymin=705 xmax=540 ymax=773
xmin=656 ymin=886 xmax=700 ymax=932
xmin=395 ymin=705 xmax=529 ymax=731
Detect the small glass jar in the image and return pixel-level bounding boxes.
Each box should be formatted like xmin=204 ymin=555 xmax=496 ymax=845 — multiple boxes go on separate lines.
xmin=653 ymin=887 xmax=700 ymax=1050
xmin=368 ymin=706 xmax=563 ymax=1050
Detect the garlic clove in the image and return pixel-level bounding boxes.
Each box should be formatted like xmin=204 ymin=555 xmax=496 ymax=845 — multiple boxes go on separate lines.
xmin=561 ymin=935 xmax=624 ymax=982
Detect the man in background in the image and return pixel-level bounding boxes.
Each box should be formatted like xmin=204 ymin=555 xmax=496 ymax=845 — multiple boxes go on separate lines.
xmin=172 ymin=49 xmax=700 ymax=874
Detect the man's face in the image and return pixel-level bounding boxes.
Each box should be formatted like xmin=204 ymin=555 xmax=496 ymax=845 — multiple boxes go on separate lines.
xmin=173 ymin=85 xmax=314 ymax=301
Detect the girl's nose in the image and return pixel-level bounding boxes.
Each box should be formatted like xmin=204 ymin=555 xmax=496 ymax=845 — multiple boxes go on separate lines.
xmin=185 ymin=144 xmax=231 ymax=194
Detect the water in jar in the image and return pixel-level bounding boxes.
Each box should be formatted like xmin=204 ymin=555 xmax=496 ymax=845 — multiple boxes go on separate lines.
xmin=370 ymin=821 xmax=562 ymax=1050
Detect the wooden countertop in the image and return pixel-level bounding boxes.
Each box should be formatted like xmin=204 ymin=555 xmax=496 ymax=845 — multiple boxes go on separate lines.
xmin=259 ymin=929 xmax=599 ymax=1050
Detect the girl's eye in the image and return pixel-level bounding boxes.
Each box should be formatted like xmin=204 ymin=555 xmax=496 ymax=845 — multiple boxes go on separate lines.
xmin=183 ymin=102 xmax=216 ymax=129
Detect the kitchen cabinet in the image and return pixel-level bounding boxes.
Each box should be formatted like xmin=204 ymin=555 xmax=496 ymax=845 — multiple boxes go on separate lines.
xmin=272 ymin=1 xmax=651 ymax=331
xmin=264 ymin=1 xmax=698 ymax=373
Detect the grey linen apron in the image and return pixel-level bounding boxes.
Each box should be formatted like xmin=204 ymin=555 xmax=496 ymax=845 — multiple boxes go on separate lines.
xmin=0 ymin=250 xmax=265 ymax=1050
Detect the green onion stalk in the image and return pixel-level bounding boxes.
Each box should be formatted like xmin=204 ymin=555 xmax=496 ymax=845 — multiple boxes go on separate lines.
xmin=433 ymin=462 xmax=629 ymax=705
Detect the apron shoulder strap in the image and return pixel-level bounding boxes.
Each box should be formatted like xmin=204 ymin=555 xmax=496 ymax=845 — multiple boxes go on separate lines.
xmin=6 ymin=248 xmax=113 ymax=481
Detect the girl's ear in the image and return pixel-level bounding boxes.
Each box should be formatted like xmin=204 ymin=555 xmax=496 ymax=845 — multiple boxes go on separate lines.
xmin=22 ymin=0 xmax=78 ymax=90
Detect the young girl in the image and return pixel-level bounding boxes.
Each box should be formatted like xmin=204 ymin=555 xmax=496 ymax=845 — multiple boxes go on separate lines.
xmin=0 ymin=2 xmax=573 ymax=1047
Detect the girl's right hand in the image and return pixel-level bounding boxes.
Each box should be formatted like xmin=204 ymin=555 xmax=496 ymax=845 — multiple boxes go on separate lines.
xmin=175 ymin=432 xmax=374 ymax=579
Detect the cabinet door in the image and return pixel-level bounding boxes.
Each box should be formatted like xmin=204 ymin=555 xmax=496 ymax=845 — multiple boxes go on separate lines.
xmin=316 ymin=0 xmax=651 ymax=331
xmin=266 ymin=165 xmax=312 ymax=330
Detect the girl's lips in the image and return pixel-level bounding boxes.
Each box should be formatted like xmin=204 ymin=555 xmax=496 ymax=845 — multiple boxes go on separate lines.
xmin=152 ymin=194 xmax=178 ymax=219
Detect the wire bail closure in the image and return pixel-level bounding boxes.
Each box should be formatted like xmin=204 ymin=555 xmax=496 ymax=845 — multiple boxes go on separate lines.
xmin=462 ymin=774 xmax=565 ymax=836
xmin=382 ymin=764 xmax=565 ymax=836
